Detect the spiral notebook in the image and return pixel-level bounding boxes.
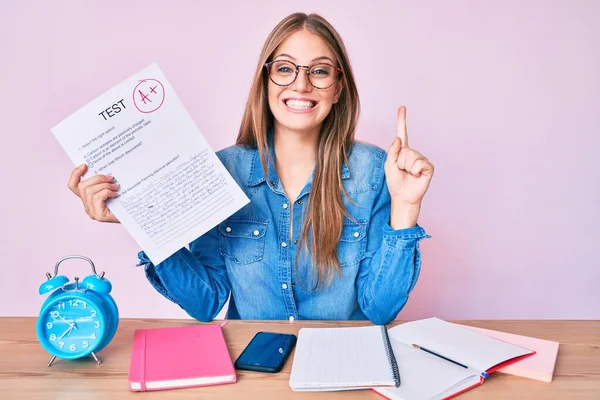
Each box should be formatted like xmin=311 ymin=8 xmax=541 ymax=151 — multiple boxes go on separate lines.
xmin=289 ymin=325 xmax=400 ymax=391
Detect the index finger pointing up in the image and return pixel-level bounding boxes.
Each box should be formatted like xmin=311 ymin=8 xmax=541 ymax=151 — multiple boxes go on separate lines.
xmin=396 ymin=105 xmax=409 ymax=148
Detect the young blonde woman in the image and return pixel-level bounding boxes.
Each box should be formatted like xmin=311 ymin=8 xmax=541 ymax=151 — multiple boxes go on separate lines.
xmin=68 ymin=13 xmax=434 ymax=325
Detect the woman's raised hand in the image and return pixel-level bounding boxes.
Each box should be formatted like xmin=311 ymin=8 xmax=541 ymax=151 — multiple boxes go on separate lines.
xmin=384 ymin=106 xmax=434 ymax=227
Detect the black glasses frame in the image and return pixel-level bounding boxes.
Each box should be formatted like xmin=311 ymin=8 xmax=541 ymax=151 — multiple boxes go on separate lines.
xmin=264 ymin=60 xmax=342 ymax=89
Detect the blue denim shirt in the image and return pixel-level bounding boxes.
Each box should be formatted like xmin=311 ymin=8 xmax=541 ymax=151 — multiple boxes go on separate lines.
xmin=137 ymin=140 xmax=430 ymax=325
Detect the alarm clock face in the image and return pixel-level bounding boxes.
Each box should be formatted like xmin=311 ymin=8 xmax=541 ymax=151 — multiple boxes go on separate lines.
xmin=38 ymin=294 xmax=107 ymax=359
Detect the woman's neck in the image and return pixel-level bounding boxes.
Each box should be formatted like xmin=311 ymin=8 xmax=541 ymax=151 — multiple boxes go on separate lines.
xmin=273 ymin=125 xmax=319 ymax=167
xmin=272 ymin=124 xmax=320 ymax=203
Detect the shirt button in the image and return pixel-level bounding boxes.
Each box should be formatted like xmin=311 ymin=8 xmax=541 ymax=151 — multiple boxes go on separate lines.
xmin=296 ymin=199 xmax=302 ymax=205
xmin=282 ymin=283 xmax=288 ymax=289
xmin=253 ymin=230 xmax=260 ymax=236
xmin=353 ymin=232 xmax=360 ymax=238
xmin=294 ymin=239 xmax=298 ymax=245
xmin=289 ymin=316 xmax=295 ymax=321
xmin=281 ymin=242 xmax=287 ymax=248
xmin=225 ymin=227 xmax=232 ymax=233
xmin=283 ymin=203 xmax=288 ymax=209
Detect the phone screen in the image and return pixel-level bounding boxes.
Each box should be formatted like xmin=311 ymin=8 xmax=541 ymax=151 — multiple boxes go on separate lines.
xmin=236 ymin=332 xmax=296 ymax=370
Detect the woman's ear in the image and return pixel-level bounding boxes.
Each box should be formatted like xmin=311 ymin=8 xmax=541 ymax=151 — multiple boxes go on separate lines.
xmin=332 ymin=80 xmax=344 ymax=104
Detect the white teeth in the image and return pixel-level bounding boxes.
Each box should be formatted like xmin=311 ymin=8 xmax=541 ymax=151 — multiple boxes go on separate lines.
xmin=285 ymin=99 xmax=316 ymax=109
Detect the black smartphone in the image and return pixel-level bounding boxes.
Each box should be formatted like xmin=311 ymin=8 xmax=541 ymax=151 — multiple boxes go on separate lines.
xmin=234 ymin=331 xmax=297 ymax=373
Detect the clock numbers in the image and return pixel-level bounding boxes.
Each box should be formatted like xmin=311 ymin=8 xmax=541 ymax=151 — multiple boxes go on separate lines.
xmin=68 ymin=300 xmax=87 ymax=308
xmin=44 ymin=297 xmax=104 ymax=355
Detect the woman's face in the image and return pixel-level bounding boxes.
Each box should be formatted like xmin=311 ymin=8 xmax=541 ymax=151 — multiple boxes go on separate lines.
xmin=267 ymin=30 xmax=343 ymax=136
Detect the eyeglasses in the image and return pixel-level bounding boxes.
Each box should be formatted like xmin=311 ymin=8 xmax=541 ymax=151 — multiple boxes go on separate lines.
xmin=264 ymin=60 xmax=342 ymax=89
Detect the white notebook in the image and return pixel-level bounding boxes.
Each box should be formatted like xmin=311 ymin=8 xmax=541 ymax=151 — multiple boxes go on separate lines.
xmin=373 ymin=318 xmax=535 ymax=400
xmin=289 ymin=325 xmax=400 ymax=391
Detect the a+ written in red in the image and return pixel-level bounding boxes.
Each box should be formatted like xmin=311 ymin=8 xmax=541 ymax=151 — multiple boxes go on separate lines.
xmin=133 ymin=79 xmax=165 ymax=113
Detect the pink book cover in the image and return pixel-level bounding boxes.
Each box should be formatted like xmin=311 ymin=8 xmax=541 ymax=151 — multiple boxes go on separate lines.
xmin=456 ymin=324 xmax=559 ymax=383
xmin=128 ymin=324 xmax=237 ymax=391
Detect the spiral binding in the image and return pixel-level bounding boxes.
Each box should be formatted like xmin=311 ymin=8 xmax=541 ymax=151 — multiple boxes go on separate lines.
xmin=381 ymin=326 xmax=401 ymax=387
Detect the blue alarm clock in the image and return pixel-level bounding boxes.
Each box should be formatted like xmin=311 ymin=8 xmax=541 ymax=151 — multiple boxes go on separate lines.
xmin=37 ymin=255 xmax=119 ymax=366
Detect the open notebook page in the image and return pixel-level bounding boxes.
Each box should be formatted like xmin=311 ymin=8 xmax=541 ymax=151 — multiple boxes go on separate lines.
xmin=289 ymin=326 xmax=395 ymax=391
xmin=374 ymin=339 xmax=481 ymax=400
xmin=456 ymin=324 xmax=559 ymax=382
xmin=388 ymin=318 xmax=533 ymax=373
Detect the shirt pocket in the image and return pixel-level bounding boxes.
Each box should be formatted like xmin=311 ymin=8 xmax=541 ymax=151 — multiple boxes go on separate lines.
xmin=337 ymin=219 xmax=367 ymax=267
xmin=218 ymin=218 xmax=268 ymax=265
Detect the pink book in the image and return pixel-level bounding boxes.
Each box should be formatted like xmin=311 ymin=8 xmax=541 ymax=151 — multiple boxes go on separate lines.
xmin=128 ymin=324 xmax=237 ymax=391
xmin=456 ymin=324 xmax=559 ymax=382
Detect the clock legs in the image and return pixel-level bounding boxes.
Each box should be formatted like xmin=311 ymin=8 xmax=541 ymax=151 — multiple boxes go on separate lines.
xmin=91 ymin=352 xmax=102 ymax=365
xmin=47 ymin=355 xmax=56 ymax=367
xmin=47 ymin=353 xmax=102 ymax=366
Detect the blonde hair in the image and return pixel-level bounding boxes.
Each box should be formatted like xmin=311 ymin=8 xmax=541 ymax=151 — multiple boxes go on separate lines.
xmin=236 ymin=12 xmax=360 ymax=288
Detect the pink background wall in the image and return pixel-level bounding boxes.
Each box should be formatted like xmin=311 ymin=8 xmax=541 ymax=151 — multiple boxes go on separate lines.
xmin=1 ymin=1 xmax=598 ymax=320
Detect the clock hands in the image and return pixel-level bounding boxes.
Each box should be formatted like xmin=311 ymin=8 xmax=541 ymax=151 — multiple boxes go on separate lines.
xmin=56 ymin=313 xmax=78 ymax=330
xmin=53 ymin=310 xmax=97 ymax=344
xmin=57 ymin=323 xmax=75 ymax=340
xmin=56 ymin=314 xmax=69 ymax=324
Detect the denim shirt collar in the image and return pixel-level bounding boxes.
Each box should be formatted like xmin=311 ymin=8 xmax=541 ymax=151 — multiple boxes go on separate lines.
xmin=246 ymin=131 xmax=350 ymax=188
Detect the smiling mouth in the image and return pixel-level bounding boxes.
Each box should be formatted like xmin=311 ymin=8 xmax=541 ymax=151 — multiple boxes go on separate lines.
xmin=284 ymin=99 xmax=317 ymax=109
